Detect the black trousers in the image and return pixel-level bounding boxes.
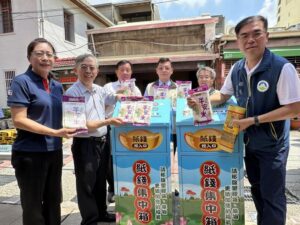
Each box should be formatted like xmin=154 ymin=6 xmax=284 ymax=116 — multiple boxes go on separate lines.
xmin=105 ymin=127 xmax=114 ymax=193
xmin=172 ymin=133 xmax=177 ymax=153
xmin=72 ymin=137 xmax=109 ymax=225
xmin=245 ymin=146 xmax=289 ymax=225
xmin=11 ymin=150 xmax=63 ymax=225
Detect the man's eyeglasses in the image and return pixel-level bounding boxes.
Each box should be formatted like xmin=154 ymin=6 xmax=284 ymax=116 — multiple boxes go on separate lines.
xmin=80 ymin=64 xmax=97 ymax=71
xmin=238 ymin=30 xmax=266 ymax=41
xmin=32 ymin=51 xmax=56 ymax=58
xmin=198 ymin=75 xmax=211 ymax=80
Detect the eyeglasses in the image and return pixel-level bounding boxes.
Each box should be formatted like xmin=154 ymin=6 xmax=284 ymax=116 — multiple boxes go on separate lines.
xmin=80 ymin=64 xmax=97 ymax=71
xmin=32 ymin=51 xmax=56 ymax=58
xmin=198 ymin=75 xmax=211 ymax=80
xmin=237 ymin=30 xmax=266 ymax=41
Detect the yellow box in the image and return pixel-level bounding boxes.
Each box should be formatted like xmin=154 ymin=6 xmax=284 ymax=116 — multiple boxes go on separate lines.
xmin=0 ymin=129 xmax=17 ymax=137
xmin=219 ymin=131 xmax=237 ymax=153
xmin=224 ymin=105 xmax=246 ymax=135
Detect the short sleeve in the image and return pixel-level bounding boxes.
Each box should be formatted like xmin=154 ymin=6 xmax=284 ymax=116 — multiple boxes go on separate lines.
xmin=103 ymin=83 xmax=111 ymax=93
xmin=220 ymin=64 xmax=235 ymax=96
xmin=277 ymin=63 xmax=300 ymax=105
xmin=7 ymin=78 xmax=30 ymax=107
xmin=103 ymin=86 xmax=117 ymax=105
xmin=144 ymin=83 xmax=151 ymax=96
xmin=134 ymin=86 xmax=142 ymax=96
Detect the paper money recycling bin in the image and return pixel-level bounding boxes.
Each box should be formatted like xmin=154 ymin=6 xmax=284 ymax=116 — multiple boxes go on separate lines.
xmin=176 ymin=98 xmax=245 ymax=225
xmin=111 ymin=99 xmax=173 ymax=225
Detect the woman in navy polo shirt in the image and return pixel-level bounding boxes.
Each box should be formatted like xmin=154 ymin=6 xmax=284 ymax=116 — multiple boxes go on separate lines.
xmin=7 ymin=38 xmax=76 ymax=225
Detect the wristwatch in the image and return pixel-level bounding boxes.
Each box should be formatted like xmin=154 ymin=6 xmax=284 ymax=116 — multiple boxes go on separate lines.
xmin=254 ymin=116 xmax=260 ymax=126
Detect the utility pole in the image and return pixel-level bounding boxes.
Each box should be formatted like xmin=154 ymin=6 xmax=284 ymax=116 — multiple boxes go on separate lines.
xmin=39 ymin=0 xmax=45 ymax=37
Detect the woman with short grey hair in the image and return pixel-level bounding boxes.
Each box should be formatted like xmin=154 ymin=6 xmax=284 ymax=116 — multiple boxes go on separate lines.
xmin=196 ymin=66 xmax=218 ymax=95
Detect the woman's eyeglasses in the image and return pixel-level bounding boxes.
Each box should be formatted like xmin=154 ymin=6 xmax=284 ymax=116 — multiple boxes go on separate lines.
xmin=32 ymin=51 xmax=56 ymax=58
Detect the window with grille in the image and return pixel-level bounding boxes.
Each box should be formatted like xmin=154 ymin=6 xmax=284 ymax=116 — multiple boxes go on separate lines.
xmin=64 ymin=9 xmax=74 ymax=42
xmin=0 ymin=0 xmax=14 ymax=33
xmin=5 ymin=70 xmax=15 ymax=96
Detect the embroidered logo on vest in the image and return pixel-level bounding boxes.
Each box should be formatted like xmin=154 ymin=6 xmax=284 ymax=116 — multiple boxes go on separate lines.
xmin=257 ymin=80 xmax=269 ymax=92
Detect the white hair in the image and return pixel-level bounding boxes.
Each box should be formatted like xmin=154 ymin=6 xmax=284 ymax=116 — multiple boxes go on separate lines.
xmin=196 ymin=66 xmax=216 ymax=80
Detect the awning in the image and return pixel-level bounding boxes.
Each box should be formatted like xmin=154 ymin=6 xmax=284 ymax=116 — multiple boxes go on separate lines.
xmin=224 ymin=46 xmax=300 ymax=59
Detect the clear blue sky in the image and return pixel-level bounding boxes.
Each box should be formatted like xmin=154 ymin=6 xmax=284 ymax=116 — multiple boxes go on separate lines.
xmin=88 ymin=0 xmax=278 ymax=28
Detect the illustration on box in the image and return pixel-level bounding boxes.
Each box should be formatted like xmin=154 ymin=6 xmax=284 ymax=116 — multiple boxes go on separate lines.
xmin=114 ymin=158 xmax=172 ymax=225
xmin=179 ymin=159 xmax=244 ymax=225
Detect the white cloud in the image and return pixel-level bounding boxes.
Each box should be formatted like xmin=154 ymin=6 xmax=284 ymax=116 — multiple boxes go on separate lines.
xmin=214 ymin=0 xmax=222 ymax=6
xmin=258 ymin=0 xmax=278 ymax=27
xmin=157 ymin=0 xmax=207 ymax=9
xmin=225 ymin=16 xmax=246 ymax=34
xmin=227 ymin=19 xmax=236 ymax=27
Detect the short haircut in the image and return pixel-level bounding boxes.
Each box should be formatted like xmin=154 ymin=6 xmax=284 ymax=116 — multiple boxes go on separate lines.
xmin=27 ymin=38 xmax=56 ymax=59
xmin=75 ymin=54 xmax=98 ymax=67
xmin=235 ymin=15 xmax=268 ymax=35
xmin=116 ymin=60 xmax=132 ymax=69
xmin=196 ymin=66 xmax=216 ymax=80
xmin=157 ymin=57 xmax=173 ymax=67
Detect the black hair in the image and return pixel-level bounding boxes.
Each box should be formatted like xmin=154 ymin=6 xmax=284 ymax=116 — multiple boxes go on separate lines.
xmin=157 ymin=57 xmax=173 ymax=67
xmin=27 ymin=38 xmax=56 ymax=58
xmin=116 ymin=60 xmax=132 ymax=69
xmin=235 ymin=15 xmax=268 ymax=35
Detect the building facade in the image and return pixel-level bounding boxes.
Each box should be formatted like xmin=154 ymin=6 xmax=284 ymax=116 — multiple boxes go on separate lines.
xmin=0 ymin=0 xmax=112 ymax=107
xmin=277 ymin=0 xmax=300 ymax=28
xmin=84 ymin=16 xmax=219 ymax=93
xmin=93 ymin=0 xmax=160 ymax=25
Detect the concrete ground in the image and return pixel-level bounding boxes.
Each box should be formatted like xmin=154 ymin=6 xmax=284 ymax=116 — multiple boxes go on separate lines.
xmin=0 ymin=130 xmax=300 ymax=225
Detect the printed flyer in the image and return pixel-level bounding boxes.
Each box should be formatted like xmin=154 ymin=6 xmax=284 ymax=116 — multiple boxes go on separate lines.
xmin=62 ymin=95 xmax=88 ymax=133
